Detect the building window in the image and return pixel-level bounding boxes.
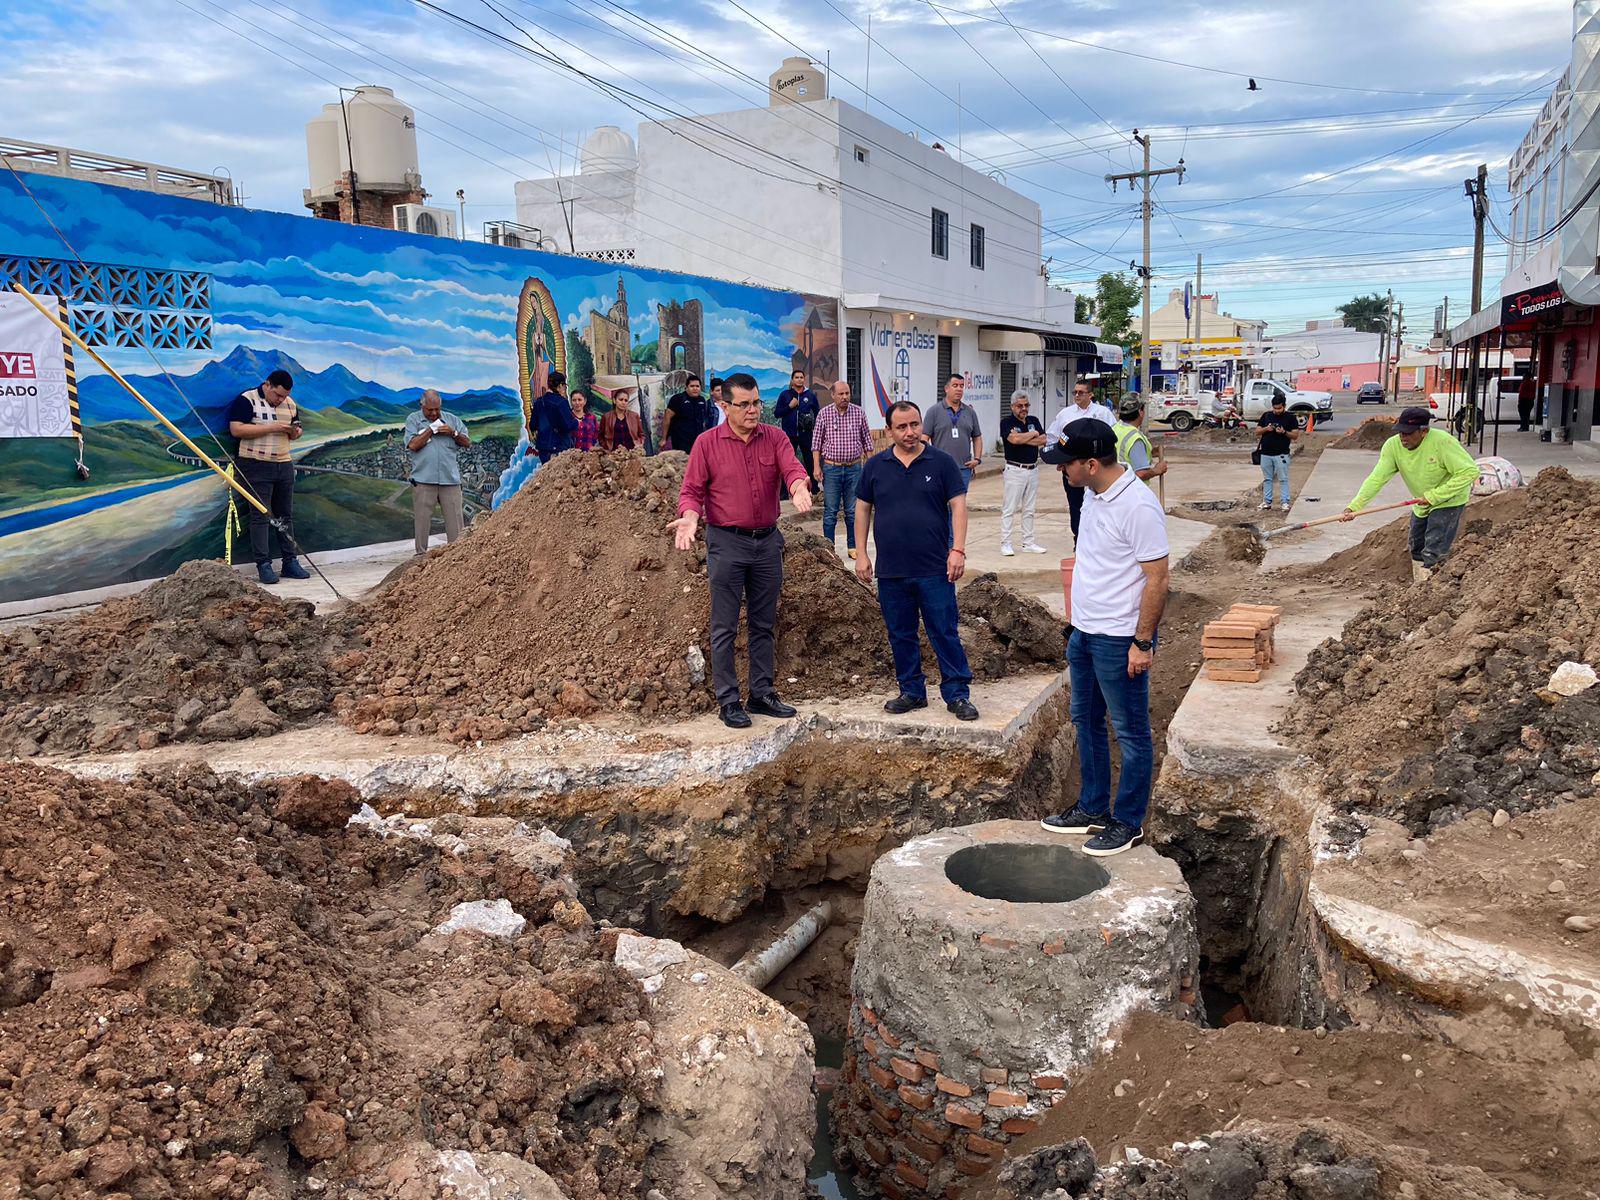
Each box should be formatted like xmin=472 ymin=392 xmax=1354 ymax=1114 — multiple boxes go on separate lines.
xmin=931 ymin=208 xmax=949 ymax=259
xmin=854 ymin=145 xmax=869 ymax=165
xmin=970 ymin=224 xmax=985 ymax=269
xmin=846 ymin=327 xmax=863 ymax=403
xmin=936 ymin=335 xmax=955 ymax=405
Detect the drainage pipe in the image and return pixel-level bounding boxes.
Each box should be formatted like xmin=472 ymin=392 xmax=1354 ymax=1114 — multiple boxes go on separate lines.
xmin=731 ymin=900 xmax=833 ymax=990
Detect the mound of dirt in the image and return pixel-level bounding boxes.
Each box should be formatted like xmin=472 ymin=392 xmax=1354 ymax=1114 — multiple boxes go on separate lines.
xmin=0 ymin=561 xmax=349 ymax=757
xmin=1328 ymin=417 xmax=1396 ymax=451
xmin=0 ymin=763 xmax=658 ymax=1199
xmin=1286 ymin=484 xmax=1527 ymax=586
xmin=339 ymin=451 xmax=1061 ymax=742
xmin=1284 ymin=469 xmax=1600 ymax=830
xmin=1180 ymin=526 xmax=1266 ymax=572
xmin=971 ymin=1011 xmax=1599 ymax=1200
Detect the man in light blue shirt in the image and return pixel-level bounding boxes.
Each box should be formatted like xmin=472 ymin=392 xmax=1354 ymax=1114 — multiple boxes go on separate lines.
xmin=404 ymin=389 xmax=470 ymax=555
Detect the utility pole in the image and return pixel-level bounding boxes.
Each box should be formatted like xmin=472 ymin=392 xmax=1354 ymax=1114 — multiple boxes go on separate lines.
xmin=1377 ymin=290 xmax=1393 ymax=397
xmin=1195 ymin=253 xmax=1203 ymax=389
xmin=1106 ymin=131 xmax=1185 ymax=399
xmin=1390 ymin=301 xmax=1404 ymax=399
xmin=1466 ymin=163 xmax=1489 ymax=315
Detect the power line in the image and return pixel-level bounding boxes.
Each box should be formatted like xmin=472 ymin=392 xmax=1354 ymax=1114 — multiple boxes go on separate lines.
xmin=921 ymin=2 xmax=1558 ymax=99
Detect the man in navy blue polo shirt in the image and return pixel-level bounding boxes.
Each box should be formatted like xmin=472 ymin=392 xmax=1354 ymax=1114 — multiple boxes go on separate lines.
xmin=854 ymin=400 xmax=979 ymax=721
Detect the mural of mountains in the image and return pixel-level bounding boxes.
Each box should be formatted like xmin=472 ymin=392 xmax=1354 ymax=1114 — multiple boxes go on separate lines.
xmin=75 ymin=345 xmax=517 ymax=432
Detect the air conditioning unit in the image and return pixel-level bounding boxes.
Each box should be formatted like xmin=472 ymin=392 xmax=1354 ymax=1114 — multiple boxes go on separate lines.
xmin=393 ymin=203 xmax=457 ymax=238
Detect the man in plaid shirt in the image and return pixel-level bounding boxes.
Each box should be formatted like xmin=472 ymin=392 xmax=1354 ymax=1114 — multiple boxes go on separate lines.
xmin=811 ymin=379 xmax=875 ymax=559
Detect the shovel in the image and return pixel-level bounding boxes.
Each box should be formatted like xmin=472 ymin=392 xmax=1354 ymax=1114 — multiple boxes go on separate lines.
xmin=1249 ymin=498 xmax=1422 ymax=544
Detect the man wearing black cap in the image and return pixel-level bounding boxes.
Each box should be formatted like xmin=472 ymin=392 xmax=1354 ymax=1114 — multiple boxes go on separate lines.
xmin=1039 ymin=418 xmax=1169 ymax=856
xmin=1340 ymin=406 xmax=1479 ymax=582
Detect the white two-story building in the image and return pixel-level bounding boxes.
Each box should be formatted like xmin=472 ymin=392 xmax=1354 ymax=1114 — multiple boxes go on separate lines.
xmin=515 ymin=58 xmax=1104 ymax=437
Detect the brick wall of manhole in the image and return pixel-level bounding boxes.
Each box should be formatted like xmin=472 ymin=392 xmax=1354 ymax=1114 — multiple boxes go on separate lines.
xmin=831 ymin=820 xmax=1202 ymax=1198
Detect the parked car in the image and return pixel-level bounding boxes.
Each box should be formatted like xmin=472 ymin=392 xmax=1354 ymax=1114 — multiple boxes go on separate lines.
xmin=1356 ymin=382 xmax=1385 ymax=404
xmin=1236 ymin=378 xmax=1334 ymax=422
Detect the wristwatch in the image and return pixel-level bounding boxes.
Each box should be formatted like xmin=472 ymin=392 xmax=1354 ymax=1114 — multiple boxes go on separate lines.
xmin=1132 ymin=637 xmax=1154 ymax=652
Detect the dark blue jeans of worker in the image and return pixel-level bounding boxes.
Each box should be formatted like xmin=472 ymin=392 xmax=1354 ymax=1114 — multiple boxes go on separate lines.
xmin=877 ymin=575 xmax=972 ymax=704
xmin=1067 ymin=628 xmax=1155 ymax=829
xmin=821 ymin=462 xmax=862 ymax=549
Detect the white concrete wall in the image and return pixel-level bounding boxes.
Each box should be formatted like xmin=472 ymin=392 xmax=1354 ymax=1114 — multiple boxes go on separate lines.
xmin=514 ymin=168 xmax=636 ymax=255
xmin=834 ymin=104 xmax=1045 ymax=323
xmin=632 ymin=103 xmax=844 ymax=296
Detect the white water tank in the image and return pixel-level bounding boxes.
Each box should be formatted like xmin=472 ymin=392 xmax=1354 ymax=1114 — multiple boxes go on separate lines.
xmin=305 ymin=85 xmax=419 ymax=193
xmin=769 ymin=56 xmax=827 ymax=106
xmin=581 ymin=125 xmax=637 ymax=173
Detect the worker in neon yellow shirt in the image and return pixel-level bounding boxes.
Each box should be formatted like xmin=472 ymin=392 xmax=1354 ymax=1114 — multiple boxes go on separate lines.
xmin=1340 ymin=406 xmax=1479 ymax=582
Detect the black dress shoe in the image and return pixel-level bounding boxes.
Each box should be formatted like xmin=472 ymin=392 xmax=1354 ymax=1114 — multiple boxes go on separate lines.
xmin=720 ymin=703 xmax=752 ymax=729
xmin=747 ymin=693 xmax=797 ymax=718
xmin=946 ymin=699 xmax=980 ymax=721
xmin=883 ymin=694 xmax=929 ymax=714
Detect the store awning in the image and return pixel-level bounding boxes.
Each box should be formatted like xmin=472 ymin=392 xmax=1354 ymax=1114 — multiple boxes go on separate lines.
xmin=1095 ymin=342 xmax=1125 ymax=366
xmin=977 ymin=327 xmax=1099 ymax=356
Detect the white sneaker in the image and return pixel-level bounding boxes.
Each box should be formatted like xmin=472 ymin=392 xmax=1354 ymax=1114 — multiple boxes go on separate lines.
xmin=1280 ymin=502 xmax=1292 ymax=513
xmin=1022 ymin=543 xmax=1049 ymax=554
xmin=1258 ymin=501 xmax=1272 ymax=511
xmin=1000 ymin=544 xmax=1015 ymax=556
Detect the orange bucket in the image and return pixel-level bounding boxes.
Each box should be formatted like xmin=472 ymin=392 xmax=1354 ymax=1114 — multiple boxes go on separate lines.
xmin=1060 ymin=556 xmax=1075 ymax=623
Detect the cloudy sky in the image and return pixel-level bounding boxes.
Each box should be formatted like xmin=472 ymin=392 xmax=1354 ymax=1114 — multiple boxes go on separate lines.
xmin=2 ymin=0 xmax=1578 ymax=338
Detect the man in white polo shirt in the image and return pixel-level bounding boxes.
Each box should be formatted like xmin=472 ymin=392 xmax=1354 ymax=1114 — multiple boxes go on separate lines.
xmin=1047 ymin=379 xmax=1117 ymax=541
xmin=1038 ymin=417 xmax=1169 ymax=856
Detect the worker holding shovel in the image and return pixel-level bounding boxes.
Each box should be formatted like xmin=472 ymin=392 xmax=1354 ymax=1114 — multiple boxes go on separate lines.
xmin=1340 ymin=406 xmax=1480 ymax=582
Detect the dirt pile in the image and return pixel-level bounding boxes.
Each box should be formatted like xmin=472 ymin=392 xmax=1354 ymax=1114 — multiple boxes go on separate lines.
xmin=1284 ymin=468 xmax=1600 ymax=830
xmin=997 ymin=1129 xmax=1396 ymax=1200
xmin=971 ymin=1012 xmax=1598 ymax=1200
xmin=0 ymin=763 xmax=659 ymax=1199
xmin=339 ymin=451 xmax=1061 ymax=742
xmin=1328 ymin=417 xmax=1396 ymax=451
xmin=0 ymin=561 xmax=349 ymax=757
xmin=1292 ymin=485 xmax=1525 ymax=586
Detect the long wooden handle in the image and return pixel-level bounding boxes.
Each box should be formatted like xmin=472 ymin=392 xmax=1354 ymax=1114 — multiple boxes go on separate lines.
xmin=1267 ymin=497 xmax=1421 ymax=538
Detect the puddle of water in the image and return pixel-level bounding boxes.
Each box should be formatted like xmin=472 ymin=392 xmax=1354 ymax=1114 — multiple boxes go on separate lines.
xmin=810 ymin=1034 xmax=865 ymax=1200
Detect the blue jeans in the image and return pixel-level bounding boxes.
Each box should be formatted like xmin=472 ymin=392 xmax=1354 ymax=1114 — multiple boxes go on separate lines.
xmin=1260 ymin=453 xmax=1290 ymax=505
xmin=1068 ymin=629 xmax=1154 ymax=829
xmin=822 ymin=462 xmax=862 ymax=548
xmin=878 ymin=575 xmax=972 ymax=704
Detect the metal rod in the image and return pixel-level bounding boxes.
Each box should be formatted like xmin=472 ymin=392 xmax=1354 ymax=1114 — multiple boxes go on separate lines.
xmin=9 ymin=282 xmax=268 ymax=514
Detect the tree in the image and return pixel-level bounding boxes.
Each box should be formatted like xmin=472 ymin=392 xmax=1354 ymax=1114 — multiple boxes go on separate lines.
xmin=1089 ymin=272 xmax=1141 ymax=348
xmin=565 ymin=329 xmax=595 ymax=399
xmin=631 ymin=339 xmax=659 ymax=370
xmin=1074 ymin=293 xmax=1093 ymax=324
xmin=1336 ymin=294 xmax=1389 ymax=333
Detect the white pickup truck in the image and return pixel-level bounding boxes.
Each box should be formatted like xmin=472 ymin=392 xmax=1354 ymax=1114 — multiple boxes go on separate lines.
xmin=1151 ymin=378 xmax=1334 ymax=431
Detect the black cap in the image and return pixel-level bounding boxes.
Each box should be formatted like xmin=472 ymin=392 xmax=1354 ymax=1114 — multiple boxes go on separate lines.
xmin=1395 ymin=406 xmax=1432 ymax=432
xmin=1041 ymin=417 xmax=1117 ymax=465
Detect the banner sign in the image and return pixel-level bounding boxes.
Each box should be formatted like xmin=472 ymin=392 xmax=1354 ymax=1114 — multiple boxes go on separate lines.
xmin=1501 ymin=280 xmax=1563 ymax=325
xmin=0 ymin=292 xmax=76 ymax=439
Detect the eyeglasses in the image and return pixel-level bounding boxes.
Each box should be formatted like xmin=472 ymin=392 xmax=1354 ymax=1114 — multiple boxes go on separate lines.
xmin=727 ymin=399 xmax=762 ymax=410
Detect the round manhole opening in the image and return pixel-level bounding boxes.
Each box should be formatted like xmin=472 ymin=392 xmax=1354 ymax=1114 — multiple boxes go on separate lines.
xmin=944 ymin=843 xmax=1110 ymax=904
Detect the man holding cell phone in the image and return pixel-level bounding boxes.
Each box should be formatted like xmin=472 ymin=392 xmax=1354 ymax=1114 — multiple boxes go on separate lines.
xmin=404 ymin=389 xmax=471 ymax=555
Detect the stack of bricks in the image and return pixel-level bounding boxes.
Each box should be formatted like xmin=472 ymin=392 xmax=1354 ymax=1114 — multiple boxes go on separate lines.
xmin=1201 ymin=604 xmax=1281 ymax=683
xmin=831 ymin=998 xmax=1066 ymax=1198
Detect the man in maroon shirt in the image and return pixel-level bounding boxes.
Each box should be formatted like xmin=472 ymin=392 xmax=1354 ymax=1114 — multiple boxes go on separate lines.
xmin=671 ymin=372 xmax=814 ymax=728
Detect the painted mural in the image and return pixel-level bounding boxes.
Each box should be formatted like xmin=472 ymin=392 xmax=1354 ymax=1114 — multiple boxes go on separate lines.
xmin=0 ymin=172 xmax=835 ymax=604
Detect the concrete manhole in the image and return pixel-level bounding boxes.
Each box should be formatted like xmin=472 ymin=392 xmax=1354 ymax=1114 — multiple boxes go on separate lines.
xmin=943 ymin=842 xmax=1109 ymax=904
xmin=832 ymin=820 xmax=1201 ymax=1197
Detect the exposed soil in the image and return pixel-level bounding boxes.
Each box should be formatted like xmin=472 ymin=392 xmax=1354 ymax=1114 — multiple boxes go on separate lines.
xmin=1328 ymin=417 xmax=1396 ymax=450
xmin=970 ymin=1011 xmax=1600 ymax=1200
xmin=1320 ymin=794 xmax=1600 ymax=973
xmin=1282 ymin=469 xmax=1600 ymax=830
xmin=0 ymin=763 xmax=658 ymax=1199
xmin=0 ymin=561 xmax=350 ymax=758
xmin=338 ymin=450 xmax=1062 ymax=743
